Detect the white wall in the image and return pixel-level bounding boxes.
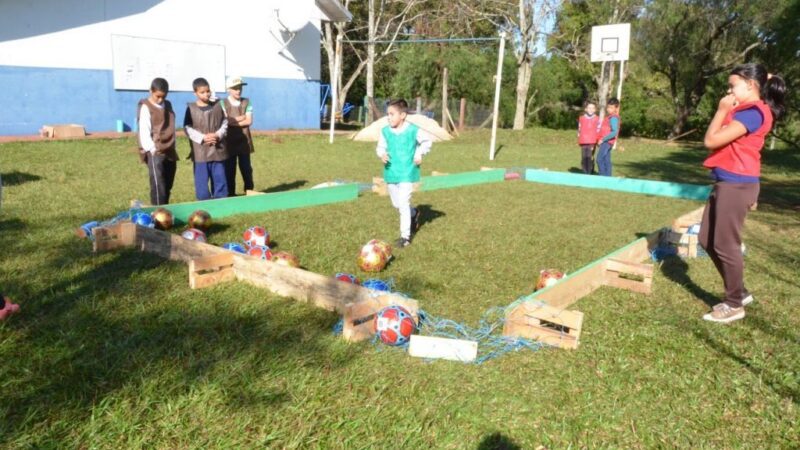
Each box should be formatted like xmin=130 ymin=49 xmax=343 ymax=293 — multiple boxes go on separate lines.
xmin=0 ymin=0 xmax=324 ymax=83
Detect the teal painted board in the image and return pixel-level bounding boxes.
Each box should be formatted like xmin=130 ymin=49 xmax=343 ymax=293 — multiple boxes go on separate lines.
xmin=524 ymin=169 xmax=711 ymax=200
xmin=421 ymin=169 xmax=506 ymax=191
xmin=141 ymin=183 xmax=360 ymax=224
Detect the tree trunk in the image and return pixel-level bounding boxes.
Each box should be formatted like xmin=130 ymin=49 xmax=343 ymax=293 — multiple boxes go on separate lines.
xmin=366 ymin=0 xmax=376 ymax=124
xmin=513 ymin=61 xmax=532 ymax=130
xmin=670 ymin=106 xmax=692 ymax=139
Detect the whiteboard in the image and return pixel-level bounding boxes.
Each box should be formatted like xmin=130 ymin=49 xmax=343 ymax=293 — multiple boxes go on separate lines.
xmin=111 ymin=34 xmax=226 ymax=92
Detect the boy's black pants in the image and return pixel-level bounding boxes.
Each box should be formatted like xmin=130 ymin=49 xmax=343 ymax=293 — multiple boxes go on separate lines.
xmin=145 ymin=152 xmax=177 ymax=205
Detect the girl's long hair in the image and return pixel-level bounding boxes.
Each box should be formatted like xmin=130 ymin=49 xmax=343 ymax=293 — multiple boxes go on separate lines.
xmin=731 ymin=63 xmax=786 ymax=120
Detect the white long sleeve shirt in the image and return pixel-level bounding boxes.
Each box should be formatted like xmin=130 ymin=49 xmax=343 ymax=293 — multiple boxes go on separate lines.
xmin=138 ymin=102 xmax=162 ymax=153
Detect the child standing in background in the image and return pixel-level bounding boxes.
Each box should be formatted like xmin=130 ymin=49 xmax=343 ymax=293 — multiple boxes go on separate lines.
xmin=376 ymin=99 xmax=432 ymax=248
xmin=577 ymin=101 xmax=600 ymax=174
xmin=596 ymin=98 xmax=621 ymax=176
xmin=222 ymin=76 xmax=255 ymax=196
xmin=137 ymin=78 xmax=178 ymax=205
xmin=184 ymin=77 xmax=229 ymax=200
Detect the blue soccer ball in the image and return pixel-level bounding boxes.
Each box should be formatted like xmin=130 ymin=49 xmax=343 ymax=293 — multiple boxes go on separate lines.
xmin=222 ymin=242 xmax=247 ymax=254
xmin=362 ymin=278 xmax=391 ymax=292
xmin=132 ymin=212 xmax=155 ymax=228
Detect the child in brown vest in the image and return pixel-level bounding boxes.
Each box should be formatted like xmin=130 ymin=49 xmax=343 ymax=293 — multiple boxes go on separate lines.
xmin=222 ymin=76 xmax=255 ymax=196
xmin=137 ymin=78 xmax=178 ymax=205
xmin=184 ymin=77 xmax=229 ymax=200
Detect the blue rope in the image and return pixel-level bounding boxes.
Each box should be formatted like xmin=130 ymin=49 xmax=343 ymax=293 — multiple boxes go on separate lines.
xmin=79 ymin=203 xmax=144 ymax=241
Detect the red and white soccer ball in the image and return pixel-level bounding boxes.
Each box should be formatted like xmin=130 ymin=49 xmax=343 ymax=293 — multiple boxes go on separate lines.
xmin=181 ymin=228 xmax=207 ymax=243
xmin=536 ymin=269 xmax=565 ymax=291
xmin=271 ymin=251 xmax=300 ymax=268
xmin=374 ymin=305 xmax=416 ymax=346
xmin=357 ymin=240 xmax=391 ymax=272
xmin=243 ymin=226 xmax=270 ymax=248
xmin=247 ymin=245 xmax=273 ymax=261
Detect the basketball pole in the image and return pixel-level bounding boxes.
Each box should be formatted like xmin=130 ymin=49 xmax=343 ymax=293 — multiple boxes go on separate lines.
xmin=613 ymin=59 xmax=625 ymax=150
xmin=489 ymin=32 xmax=506 ymax=161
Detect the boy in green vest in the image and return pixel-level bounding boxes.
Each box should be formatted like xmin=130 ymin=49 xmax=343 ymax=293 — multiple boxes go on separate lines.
xmin=376 ymin=99 xmax=432 ymax=248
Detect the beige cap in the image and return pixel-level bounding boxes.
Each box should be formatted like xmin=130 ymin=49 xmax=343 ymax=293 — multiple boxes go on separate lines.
xmin=226 ymin=76 xmax=247 ymax=89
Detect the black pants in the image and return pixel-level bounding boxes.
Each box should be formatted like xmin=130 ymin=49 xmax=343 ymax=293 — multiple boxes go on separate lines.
xmin=698 ymin=182 xmax=759 ymax=308
xmin=146 ymin=153 xmax=177 ymax=205
xmin=580 ymin=145 xmax=594 ymax=174
xmin=225 ymin=153 xmax=254 ymax=196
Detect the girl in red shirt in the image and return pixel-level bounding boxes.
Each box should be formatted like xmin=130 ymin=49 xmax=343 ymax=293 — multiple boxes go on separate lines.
xmin=699 ymin=63 xmax=785 ymax=323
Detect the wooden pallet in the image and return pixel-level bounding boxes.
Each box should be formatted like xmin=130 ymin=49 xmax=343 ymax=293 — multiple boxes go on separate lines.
xmin=93 ymin=222 xmax=420 ymax=341
xmin=504 ymin=302 xmax=584 ymax=350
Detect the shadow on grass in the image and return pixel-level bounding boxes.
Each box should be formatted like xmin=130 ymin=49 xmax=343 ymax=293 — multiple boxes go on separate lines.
xmin=1 ymin=171 xmax=42 ymax=186
xmin=659 ymin=256 xmax=718 ymax=308
xmin=477 ymin=432 xmax=521 ymax=450
xmin=262 ymin=180 xmax=308 ymax=193
xmin=0 ymin=244 xmax=353 ymax=445
xmin=415 ymin=204 xmax=446 ymax=233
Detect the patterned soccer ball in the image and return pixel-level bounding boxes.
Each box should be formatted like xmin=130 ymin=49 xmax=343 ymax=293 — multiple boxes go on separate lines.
xmin=188 ymin=210 xmax=212 ymax=231
xmin=367 ymin=239 xmax=392 ymax=259
xmin=181 ymin=228 xmax=207 ymax=243
xmin=271 ymin=251 xmax=300 ymax=268
xmin=357 ymin=240 xmax=390 ymax=272
xmin=132 ymin=212 xmax=155 ymax=228
xmin=222 ymin=242 xmax=247 ymax=254
xmin=536 ymin=269 xmax=565 ymax=290
xmin=362 ymin=278 xmax=391 ymax=292
xmin=243 ymin=226 xmax=270 ymax=248
xmin=335 ymin=272 xmax=361 ymax=285
xmin=374 ymin=305 xmax=416 ymax=346
xmin=247 ymin=245 xmax=273 ymax=260
xmin=150 ymin=207 xmax=174 ymax=230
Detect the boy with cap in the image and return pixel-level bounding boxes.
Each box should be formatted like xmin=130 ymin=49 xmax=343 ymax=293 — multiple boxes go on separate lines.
xmin=222 ymin=76 xmax=255 ymax=196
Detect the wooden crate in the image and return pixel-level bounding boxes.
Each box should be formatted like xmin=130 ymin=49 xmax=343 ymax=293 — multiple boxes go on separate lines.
xmin=503 ymin=302 xmax=584 ymax=350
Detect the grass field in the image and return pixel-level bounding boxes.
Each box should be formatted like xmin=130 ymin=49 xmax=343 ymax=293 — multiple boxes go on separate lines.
xmin=1 ymin=128 xmax=798 ymax=448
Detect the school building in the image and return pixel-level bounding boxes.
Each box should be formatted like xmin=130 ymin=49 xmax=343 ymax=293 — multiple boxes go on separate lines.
xmin=0 ymin=0 xmax=351 ymax=135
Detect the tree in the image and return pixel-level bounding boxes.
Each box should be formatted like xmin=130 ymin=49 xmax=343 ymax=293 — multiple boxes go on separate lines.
xmin=640 ymin=0 xmax=782 ymax=138
xmin=459 ymin=0 xmax=559 ymax=130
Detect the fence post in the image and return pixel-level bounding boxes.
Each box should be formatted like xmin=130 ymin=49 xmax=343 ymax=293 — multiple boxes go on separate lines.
xmin=459 ymin=98 xmax=466 ymax=130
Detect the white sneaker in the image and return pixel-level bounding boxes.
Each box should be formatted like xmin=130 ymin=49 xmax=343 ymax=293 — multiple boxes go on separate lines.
xmin=703 ymin=303 xmax=745 ymax=323
xmin=741 ymin=294 xmax=754 ymax=306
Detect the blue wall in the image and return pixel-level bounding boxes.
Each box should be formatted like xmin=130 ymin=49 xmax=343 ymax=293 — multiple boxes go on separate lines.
xmin=0 ymin=65 xmax=320 ymax=135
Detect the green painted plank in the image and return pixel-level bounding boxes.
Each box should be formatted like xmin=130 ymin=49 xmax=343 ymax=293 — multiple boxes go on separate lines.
xmin=421 ymin=169 xmax=506 ymax=191
xmin=524 ymin=169 xmax=711 ymax=200
xmin=141 ymin=183 xmax=359 ymax=224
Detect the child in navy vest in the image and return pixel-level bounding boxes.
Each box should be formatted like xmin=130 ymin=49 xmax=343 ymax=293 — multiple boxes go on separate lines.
xmin=184 ymin=77 xmax=229 ymax=200
xmin=699 ymin=63 xmax=785 ymax=323
xmin=376 ymin=99 xmax=433 ymax=248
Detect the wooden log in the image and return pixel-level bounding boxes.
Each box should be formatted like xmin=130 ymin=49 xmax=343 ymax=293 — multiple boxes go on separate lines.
xmin=92 ymin=222 xmax=136 ymax=252
xmin=603 ymin=258 xmax=653 ymax=294
xmin=458 ymin=98 xmax=466 ymax=130
xmin=189 ymin=253 xmax=236 ymax=289
xmin=342 ymin=295 xmax=419 ymax=342
xmin=671 ymin=206 xmax=705 ymax=233
xmin=503 ymin=302 xmax=583 ymax=350
xmin=408 ymin=335 xmax=478 ymax=362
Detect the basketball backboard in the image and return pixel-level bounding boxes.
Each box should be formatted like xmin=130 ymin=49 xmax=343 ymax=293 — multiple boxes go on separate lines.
xmin=591 ymin=23 xmax=630 ymax=62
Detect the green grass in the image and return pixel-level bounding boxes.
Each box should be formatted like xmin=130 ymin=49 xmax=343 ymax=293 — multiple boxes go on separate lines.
xmin=1 ymin=128 xmax=798 ymax=448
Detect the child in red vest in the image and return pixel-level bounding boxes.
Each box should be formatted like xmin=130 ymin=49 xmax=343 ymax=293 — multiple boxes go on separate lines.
xmin=577 ymin=101 xmax=600 ymax=174
xmin=699 ymin=63 xmax=785 ymax=323
xmin=596 ymin=98 xmax=621 ymax=176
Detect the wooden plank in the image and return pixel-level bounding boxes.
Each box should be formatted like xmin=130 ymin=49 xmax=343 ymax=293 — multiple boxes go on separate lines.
xmin=189 ymin=253 xmax=236 ymax=289
xmin=92 ymin=222 xmax=136 ymax=252
xmin=525 ymin=169 xmax=712 ymax=201
xmin=604 ymin=258 xmax=653 ymax=278
xmin=604 ymin=275 xmax=651 ymax=294
xmin=672 ymin=206 xmax=705 ymax=232
xmin=139 ymin=183 xmax=359 ymax=224
xmin=534 ymin=260 xmax=607 ymax=309
xmin=342 ymin=295 xmax=420 ymax=342
xmin=408 ymin=335 xmax=478 ymax=362
xmin=133 ymin=225 xmax=227 ymax=262
xmin=503 ymin=302 xmax=583 ymax=350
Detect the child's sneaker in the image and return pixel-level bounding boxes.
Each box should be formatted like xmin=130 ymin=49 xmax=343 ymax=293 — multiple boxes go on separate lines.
xmin=394 ymin=237 xmax=411 ymax=248
xmin=741 ymin=293 xmax=754 ymax=306
xmin=702 ymin=303 xmax=745 ymax=323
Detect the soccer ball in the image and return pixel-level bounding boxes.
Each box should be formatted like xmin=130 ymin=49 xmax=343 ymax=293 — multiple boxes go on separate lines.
xmin=247 ymin=245 xmax=273 ymax=260
xmin=188 ymin=210 xmax=212 ymax=231
xmin=271 ymin=251 xmax=300 ymax=268
xmin=362 ymin=278 xmax=391 ymax=292
xmin=335 ymin=272 xmax=361 ymax=285
xmin=131 ymin=212 xmax=155 ymax=228
xmin=357 ymin=240 xmax=391 ymax=272
xmin=181 ymin=228 xmax=207 ymax=243
xmin=243 ymin=226 xmax=270 ymax=247
xmin=536 ymin=269 xmax=565 ymax=290
xmin=150 ymin=207 xmax=174 ymax=230
xmin=367 ymin=239 xmax=392 ymax=259
xmin=374 ymin=305 xmax=416 ymax=346
xmin=222 ymin=242 xmax=247 ymax=254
